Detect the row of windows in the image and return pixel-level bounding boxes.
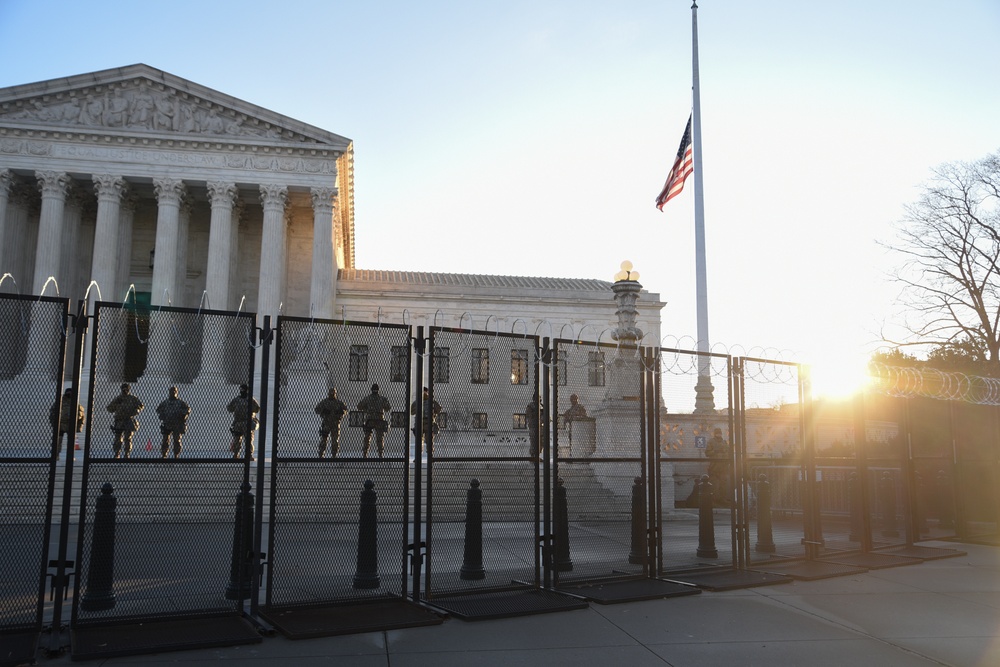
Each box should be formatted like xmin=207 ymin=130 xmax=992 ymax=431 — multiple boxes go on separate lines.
xmin=344 ymin=345 xmax=607 ymax=387
xmin=341 ymin=410 xmax=537 ymax=430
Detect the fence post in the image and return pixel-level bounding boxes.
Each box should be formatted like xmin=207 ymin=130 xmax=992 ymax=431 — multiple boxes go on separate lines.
xmin=460 ymin=479 xmax=486 ymax=580
xmin=628 ymin=477 xmax=647 ymax=565
xmin=353 ymin=480 xmax=380 ymax=589
xmin=848 ymin=471 xmax=864 ymax=543
xmin=225 ymin=481 xmax=255 ymax=600
xmin=696 ymin=475 xmax=718 ymax=559
xmin=552 ymin=477 xmax=573 ymax=572
xmin=755 ymin=474 xmax=775 ymax=554
xmin=879 ymin=471 xmax=899 ymax=538
xmin=80 ymin=483 xmax=117 ymax=611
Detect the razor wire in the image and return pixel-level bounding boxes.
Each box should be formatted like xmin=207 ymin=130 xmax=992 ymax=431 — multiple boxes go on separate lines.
xmin=868 ymin=363 xmax=1000 ymax=405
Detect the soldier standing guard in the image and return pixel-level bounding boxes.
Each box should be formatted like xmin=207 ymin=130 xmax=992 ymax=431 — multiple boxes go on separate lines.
xmin=315 ymin=387 xmax=348 ymax=457
xmin=50 ymin=387 xmax=85 ymax=456
xmin=410 ymin=387 xmax=441 ymax=453
xmin=227 ymin=384 xmax=260 ymax=459
xmin=107 ymin=383 xmax=143 ymax=459
xmin=155 ymin=386 xmax=191 ymax=458
xmin=357 ymin=383 xmax=391 ymax=458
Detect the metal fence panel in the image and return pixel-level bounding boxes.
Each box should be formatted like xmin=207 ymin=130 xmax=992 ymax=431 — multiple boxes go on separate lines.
xmin=72 ymin=303 xmax=256 ymax=629
xmin=264 ymin=318 xmax=412 ymax=609
xmin=424 ymin=328 xmax=540 ymax=599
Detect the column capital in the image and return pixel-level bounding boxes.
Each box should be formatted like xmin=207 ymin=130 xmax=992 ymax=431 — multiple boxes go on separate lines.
xmin=93 ymin=174 xmax=128 ymax=202
xmin=259 ymin=183 xmax=288 ymax=210
xmin=35 ymin=171 xmax=71 ymax=198
xmin=153 ymin=177 xmax=186 ymax=205
xmin=0 ymin=169 xmax=13 ymax=195
xmin=310 ymin=186 xmax=338 ymax=211
xmin=207 ymin=181 xmax=238 ymax=207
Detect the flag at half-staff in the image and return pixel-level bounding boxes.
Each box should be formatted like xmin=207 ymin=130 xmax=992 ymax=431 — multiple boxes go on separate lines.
xmin=655 ymin=114 xmax=694 ymax=210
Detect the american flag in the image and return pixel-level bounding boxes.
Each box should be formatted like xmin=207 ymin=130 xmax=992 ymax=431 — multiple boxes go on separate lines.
xmin=655 ymin=115 xmax=694 ymax=210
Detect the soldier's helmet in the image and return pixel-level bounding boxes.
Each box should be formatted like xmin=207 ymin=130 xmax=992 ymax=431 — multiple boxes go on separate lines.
xmin=121 ymin=383 xmax=130 ymax=392
xmin=371 ymin=383 xmax=379 ymax=393
xmin=239 ymin=384 xmax=248 ymax=396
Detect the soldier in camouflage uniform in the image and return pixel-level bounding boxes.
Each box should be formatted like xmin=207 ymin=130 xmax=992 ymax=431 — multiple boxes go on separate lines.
xmin=357 ymin=383 xmax=391 ymax=458
xmin=704 ymin=428 xmax=732 ymax=506
xmin=315 ymin=387 xmax=348 ymax=458
xmin=49 ymin=387 xmax=85 ymax=456
xmin=227 ymin=384 xmax=260 ymax=459
xmin=107 ymin=383 xmax=143 ymax=459
xmin=156 ymin=386 xmax=191 ymax=458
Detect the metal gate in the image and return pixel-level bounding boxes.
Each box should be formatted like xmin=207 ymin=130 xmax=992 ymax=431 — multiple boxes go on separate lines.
xmin=0 ymin=295 xmax=68 ymax=666
xmin=260 ymin=317 xmax=440 ymax=637
xmin=419 ymin=329 xmax=584 ymax=618
xmin=69 ymin=302 xmax=261 ymax=658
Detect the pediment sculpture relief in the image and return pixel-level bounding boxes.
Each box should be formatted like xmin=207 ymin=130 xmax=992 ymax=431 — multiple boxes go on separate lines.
xmin=1 ymin=83 xmax=297 ymax=141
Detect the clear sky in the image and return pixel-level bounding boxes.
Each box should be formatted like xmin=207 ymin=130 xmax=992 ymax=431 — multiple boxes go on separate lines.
xmin=2 ymin=0 xmax=999 ymax=397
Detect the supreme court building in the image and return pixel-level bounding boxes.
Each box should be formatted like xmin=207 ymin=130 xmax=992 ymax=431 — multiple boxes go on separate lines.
xmin=0 ymin=64 xmax=663 ymax=355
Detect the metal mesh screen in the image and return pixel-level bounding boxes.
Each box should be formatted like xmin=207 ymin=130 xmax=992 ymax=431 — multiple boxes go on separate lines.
xmin=656 ymin=348 xmax=735 ymax=571
xmin=0 ymin=296 xmax=67 ymax=633
xmin=424 ymin=328 xmax=539 ymax=598
xmin=740 ymin=358 xmax=808 ymax=564
xmin=265 ymin=319 xmax=412 ymax=608
xmin=73 ymin=303 xmax=256 ymax=627
xmin=550 ymin=340 xmax=647 ymax=582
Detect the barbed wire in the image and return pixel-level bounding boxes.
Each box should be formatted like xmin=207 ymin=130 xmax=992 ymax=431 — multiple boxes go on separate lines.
xmin=867 ymin=363 xmax=1000 ymax=405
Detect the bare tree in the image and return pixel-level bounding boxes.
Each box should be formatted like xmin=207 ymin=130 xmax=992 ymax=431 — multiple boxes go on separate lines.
xmin=885 ymin=150 xmax=1000 ymax=371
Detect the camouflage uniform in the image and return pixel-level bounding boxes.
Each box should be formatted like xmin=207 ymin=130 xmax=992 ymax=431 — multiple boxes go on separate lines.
xmin=409 ymin=387 xmax=441 ymax=450
xmin=357 ymin=384 xmax=390 ymax=458
xmin=227 ymin=385 xmax=260 ymax=459
xmin=107 ymin=383 xmax=143 ymax=458
xmin=156 ymin=387 xmax=190 ymax=458
xmin=315 ymin=388 xmax=348 ymax=457
xmin=704 ymin=430 xmax=732 ymax=505
xmin=49 ymin=389 xmax=84 ymax=456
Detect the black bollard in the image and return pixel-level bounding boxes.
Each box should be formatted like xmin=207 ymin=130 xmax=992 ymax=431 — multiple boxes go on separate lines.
xmin=353 ymin=479 xmax=380 ymax=589
xmin=755 ymin=474 xmax=776 ymax=554
xmin=879 ymin=471 xmax=899 ymax=537
xmin=81 ymin=483 xmax=117 ymax=611
xmin=936 ymin=470 xmax=955 ymax=529
xmin=552 ymin=477 xmax=573 ymax=572
xmin=460 ymin=479 xmax=486 ymax=580
xmin=848 ymin=471 xmax=864 ymax=543
xmin=696 ymin=475 xmax=718 ymax=559
xmin=628 ymin=477 xmax=647 ymax=565
xmin=225 ymin=481 xmax=255 ymax=600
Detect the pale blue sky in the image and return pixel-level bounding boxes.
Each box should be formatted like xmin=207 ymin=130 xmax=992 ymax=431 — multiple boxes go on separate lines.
xmin=2 ymin=0 xmax=999 ymax=394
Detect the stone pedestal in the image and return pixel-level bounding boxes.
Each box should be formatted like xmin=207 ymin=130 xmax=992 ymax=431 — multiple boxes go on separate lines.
xmin=567 ymin=417 xmax=596 ymax=458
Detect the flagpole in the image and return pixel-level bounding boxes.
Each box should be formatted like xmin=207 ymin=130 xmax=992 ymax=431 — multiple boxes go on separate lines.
xmin=691 ymin=0 xmax=715 ymax=413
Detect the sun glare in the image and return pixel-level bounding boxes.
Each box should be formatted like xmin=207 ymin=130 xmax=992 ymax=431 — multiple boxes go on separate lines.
xmin=810 ymin=355 xmax=872 ymax=401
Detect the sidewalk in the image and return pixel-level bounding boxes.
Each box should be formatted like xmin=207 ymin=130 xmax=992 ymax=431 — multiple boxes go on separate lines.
xmin=32 ymin=540 xmax=995 ymax=667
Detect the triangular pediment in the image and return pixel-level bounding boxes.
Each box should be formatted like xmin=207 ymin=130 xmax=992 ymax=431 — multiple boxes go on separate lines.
xmin=0 ymin=64 xmax=350 ymax=151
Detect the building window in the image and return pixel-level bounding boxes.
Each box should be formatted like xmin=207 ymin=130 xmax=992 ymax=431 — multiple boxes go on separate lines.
xmin=391 ymin=411 xmax=407 ymax=428
xmin=471 ymin=348 xmax=489 ymax=384
xmin=510 ymin=349 xmax=528 ymax=385
xmin=433 ymin=346 xmax=450 ymax=384
xmin=390 ymin=345 xmax=408 ymax=382
xmin=438 ymin=412 xmax=448 ymax=429
xmin=588 ymin=350 xmax=605 ymax=387
xmin=557 ymin=350 xmax=568 ymax=386
xmin=472 ymin=412 xmax=488 ymax=429
xmin=513 ymin=413 xmax=527 ymax=430
xmin=349 ymin=345 xmax=369 ymax=382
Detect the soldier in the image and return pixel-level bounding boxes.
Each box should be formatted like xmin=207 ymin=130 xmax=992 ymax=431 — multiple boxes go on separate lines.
xmin=410 ymin=387 xmax=441 ymax=453
xmin=49 ymin=387 xmax=84 ymax=456
xmin=155 ymin=386 xmax=190 ymax=458
xmin=315 ymin=387 xmax=348 ymax=458
xmin=357 ymin=383 xmax=391 ymax=458
xmin=525 ymin=396 xmax=539 ymax=459
xmin=107 ymin=383 xmax=143 ymax=459
xmin=563 ymin=393 xmax=588 ymax=422
xmin=704 ymin=428 xmax=732 ymax=506
xmin=227 ymin=384 xmax=260 ymax=459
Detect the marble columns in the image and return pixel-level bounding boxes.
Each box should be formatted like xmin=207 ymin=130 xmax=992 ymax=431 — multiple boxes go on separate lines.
xmin=310 ymin=186 xmax=337 ymax=320
xmin=33 ymin=170 xmax=71 ymax=295
xmin=151 ymin=178 xmax=185 ymax=307
xmin=91 ymin=175 xmax=127 ymax=304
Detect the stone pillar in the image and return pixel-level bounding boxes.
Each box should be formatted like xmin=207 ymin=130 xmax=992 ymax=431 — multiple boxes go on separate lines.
xmin=0 ymin=170 xmax=12 ymax=284
xmin=175 ymin=196 xmax=191 ymax=307
xmin=91 ymin=175 xmax=127 ymax=305
xmin=228 ymin=201 xmax=243 ymax=310
xmin=151 ymin=178 xmax=185 ymax=307
xmin=115 ymin=193 xmax=138 ymax=299
xmin=33 ymin=170 xmax=71 ymax=295
xmin=206 ymin=182 xmax=237 ymax=311
xmin=257 ymin=184 xmax=288 ymax=320
xmin=2 ymin=181 xmax=35 ymax=292
xmin=310 ymin=186 xmax=337 ymax=319
xmin=60 ymin=186 xmax=88 ymax=304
